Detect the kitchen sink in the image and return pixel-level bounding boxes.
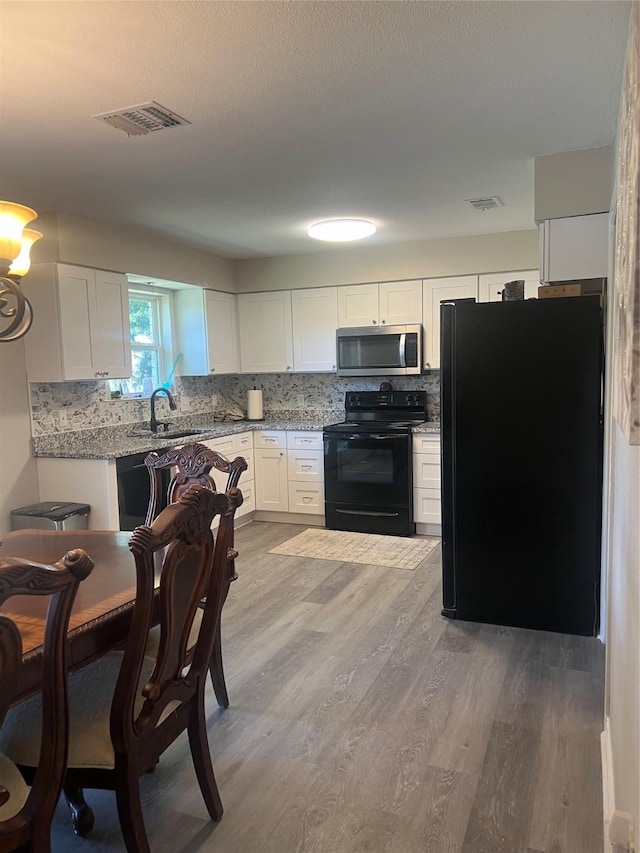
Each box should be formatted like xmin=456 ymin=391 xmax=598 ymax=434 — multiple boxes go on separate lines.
xmin=151 ymin=429 xmax=210 ymax=440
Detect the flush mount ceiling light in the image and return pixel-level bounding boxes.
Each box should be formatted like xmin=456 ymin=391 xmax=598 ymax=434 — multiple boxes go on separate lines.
xmin=308 ymin=219 xmax=376 ymax=242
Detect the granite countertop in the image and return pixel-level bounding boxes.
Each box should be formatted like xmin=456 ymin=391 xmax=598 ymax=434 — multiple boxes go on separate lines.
xmin=32 ymin=414 xmax=440 ymax=460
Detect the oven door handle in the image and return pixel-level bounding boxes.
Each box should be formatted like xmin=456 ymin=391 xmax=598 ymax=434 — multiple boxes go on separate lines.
xmin=335 ymin=508 xmax=401 ymax=518
xmin=344 ymin=433 xmax=400 ymax=441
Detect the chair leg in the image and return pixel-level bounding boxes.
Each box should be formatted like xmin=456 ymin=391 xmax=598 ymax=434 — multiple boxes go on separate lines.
xmin=63 ymin=784 xmax=95 ymax=837
xmin=209 ymin=618 xmax=229 ymax=708
xmin=188 ymin=694 xmax=223 ymax=822
xmin=115 ymin=769 xmax=150 ymax=853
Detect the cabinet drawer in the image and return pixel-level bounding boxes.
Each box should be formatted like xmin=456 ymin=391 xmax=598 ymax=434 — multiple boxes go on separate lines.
xmin=413 ymin=454 xmax=441 ymax=490
xmin=286 ymin=431 xmax=323 ymax=450
xmin=236 ymin=480 xmax=255 ymax=517
xmin=235 ymin=432 xmax=254 ymax=453
xmin=288 ymin=450 xmax=323 ymax=482
xmin=254 ymin=430 xmax=287 ymax=450
xmin=413 ymin=488 xmax=441 ymax=524
xmin=288 ymin=482 xmax=324 ymax=514
xmin=238 ymin=449 xmax=254 ymax=484
xmin=413 ymin=434 xmax=440 ymax=454
xmin=203 ymin=435 xmax=236 ymax=458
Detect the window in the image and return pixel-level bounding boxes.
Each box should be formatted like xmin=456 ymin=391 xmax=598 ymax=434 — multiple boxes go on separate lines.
xmin=110 ymin=286 xmax=174 ymax=397
xmin=129 ymin=293 xmax=163 ymax=394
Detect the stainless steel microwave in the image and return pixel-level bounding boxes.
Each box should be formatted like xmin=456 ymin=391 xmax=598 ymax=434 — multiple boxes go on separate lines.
xmin=336 ymin=324 xmax=423 ymax=376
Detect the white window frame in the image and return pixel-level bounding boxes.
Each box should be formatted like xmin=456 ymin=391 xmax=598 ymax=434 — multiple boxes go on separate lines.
xmin=110 ymin=285 xmax=175 ymax=398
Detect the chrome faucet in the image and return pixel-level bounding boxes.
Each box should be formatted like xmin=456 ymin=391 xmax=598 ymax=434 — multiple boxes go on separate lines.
xmin=149 ymin=387 xmax=177 ymax=433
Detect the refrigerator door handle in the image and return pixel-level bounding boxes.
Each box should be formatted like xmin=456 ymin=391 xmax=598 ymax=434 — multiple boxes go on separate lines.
xmin=440 ymin=301 xmax=457 ymax=615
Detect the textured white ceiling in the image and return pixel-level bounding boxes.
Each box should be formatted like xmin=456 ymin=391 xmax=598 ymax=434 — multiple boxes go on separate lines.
xmin=0 ymin=0 xmax=631 ymax=259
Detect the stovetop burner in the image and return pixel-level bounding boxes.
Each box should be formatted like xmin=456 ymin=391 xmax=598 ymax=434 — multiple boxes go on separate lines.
xmin=324 ymin=390 xmax=428 ymax=434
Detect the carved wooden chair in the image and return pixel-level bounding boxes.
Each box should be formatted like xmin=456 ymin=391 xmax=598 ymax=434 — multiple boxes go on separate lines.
xmin=0 ymin=548 xmax=94 ymax=852
xmin=0 ymin=484 xmax=241 ymax=852
xmin=145 ymin=441 xmax=248 ymax=707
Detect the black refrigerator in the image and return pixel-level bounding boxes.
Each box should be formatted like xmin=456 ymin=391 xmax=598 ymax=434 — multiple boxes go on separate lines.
xmin=440 ymin=295 xmax=603 ymax=637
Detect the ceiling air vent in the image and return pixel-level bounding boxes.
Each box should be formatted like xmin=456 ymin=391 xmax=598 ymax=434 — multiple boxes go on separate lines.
xmin=94 ymin=102 xmax=191 ymax=137
xmin=466 ymin=196 xmax=504 ymax=211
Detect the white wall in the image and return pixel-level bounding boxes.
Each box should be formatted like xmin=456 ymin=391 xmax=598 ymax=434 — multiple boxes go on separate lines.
xmin=534 ymin=146 xmax=613 ymax=222
xmin=235 ymin=229 xmax=539 ymax=292
xmin=0 ymin=341 xmax=39 ymax=533
xmin=33 ymin=212 xmax=235 ymax=292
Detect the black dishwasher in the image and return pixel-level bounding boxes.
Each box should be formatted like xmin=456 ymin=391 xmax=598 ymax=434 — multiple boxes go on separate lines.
xmin=116 ymin=450 xmax=171 ymax=531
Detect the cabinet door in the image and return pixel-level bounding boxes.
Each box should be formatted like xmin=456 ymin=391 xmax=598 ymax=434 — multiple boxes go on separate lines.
xmin=337 ymin=284 xmax=378 ymax=327
xmin=24 ymin=263 xmax=131 ymax=382
xmin=254 ymin=448 xmax=288 ymax=511
xmin=205 ymin=290 xmax=239 ymax=374
xmin=238 ymin=291 xmax=294 ymax=373
xmin=540 ymin=213 xmax=609 ymax=282
xmin=478 ymin=270 xmax=540 ymax=303
xmin=291 ymin=287 xmax=338 ymax=372
xmin=379 ymin=280 xmax=422 ymax=325
xmin=422 ymin=276 xmax=478 ymax=369
xmin=57 ymin=265 xmax=96 ymax=380
xmin=92 ymin=270 xmax=131 ymax=379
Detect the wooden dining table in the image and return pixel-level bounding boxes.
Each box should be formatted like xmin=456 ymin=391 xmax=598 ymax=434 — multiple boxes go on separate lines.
xmin=0 ymin=527 xmax=161 ymax=705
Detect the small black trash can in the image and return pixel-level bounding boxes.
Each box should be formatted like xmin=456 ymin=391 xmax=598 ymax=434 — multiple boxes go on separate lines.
xmin=10 ymin=501 xmax=91 ymax=531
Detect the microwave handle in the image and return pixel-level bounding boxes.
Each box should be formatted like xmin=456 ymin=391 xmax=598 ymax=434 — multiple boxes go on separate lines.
xmin=398 ymin=333 xmax=406 ymax=367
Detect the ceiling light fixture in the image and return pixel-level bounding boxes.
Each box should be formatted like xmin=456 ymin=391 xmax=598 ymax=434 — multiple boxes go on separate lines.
xmin=0 ymin=201 xmax=40 ymax=342
xmin=308 ymin=219 xmax=376 ymax=242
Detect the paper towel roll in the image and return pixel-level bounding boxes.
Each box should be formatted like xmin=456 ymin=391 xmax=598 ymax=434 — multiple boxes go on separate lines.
xmin=247 ymin=389 xmax=264 ymax=421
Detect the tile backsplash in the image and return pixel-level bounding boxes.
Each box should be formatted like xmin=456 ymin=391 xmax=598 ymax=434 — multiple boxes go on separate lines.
xmin=30 ymin=372 xmax=440 ymax=436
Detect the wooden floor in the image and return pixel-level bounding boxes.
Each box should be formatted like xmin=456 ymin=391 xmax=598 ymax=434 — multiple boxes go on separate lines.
xmin=50 ymin=521 xmax=605 ymax=853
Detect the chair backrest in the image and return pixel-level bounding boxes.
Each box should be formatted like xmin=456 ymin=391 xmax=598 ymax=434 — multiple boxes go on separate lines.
xmin=110 ymin=484 xmax=241 ymax=757
xmin=0 ymin=548 xmax=94 ymax=850
xmin=144 ymin=441 xmax=248 ymax=527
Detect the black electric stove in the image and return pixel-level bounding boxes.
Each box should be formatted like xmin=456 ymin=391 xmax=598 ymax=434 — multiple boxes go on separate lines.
xmin=323 ymin=391 xmax=427 ymax=536
xmin=324 ymin=391 xmax=428 ymax=433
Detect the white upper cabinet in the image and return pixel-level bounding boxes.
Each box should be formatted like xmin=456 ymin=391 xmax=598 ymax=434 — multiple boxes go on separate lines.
xmin=422 ymin=276 xmax=478 ymax=370
xmin=337 ymin=283 xmax=378 ymax=327
xmin=338 ymin=280 xmax=422 ymax=327
xmin=291 ymin=287 xmax=338 ymax=372
xmin=175 ymin=288 xmax=239 ymax=375
xmin=23 ymin=263 xmax=131 ymax=382
xmin=539 ymin=213 xmax=609 ymax=282
xmin=238 ymin=290 xmax=294 ymax=373
xmin=378 ymin=280 xmax=423 ymax=325
xmin=478 ymin=269 xmax=540 ymax=303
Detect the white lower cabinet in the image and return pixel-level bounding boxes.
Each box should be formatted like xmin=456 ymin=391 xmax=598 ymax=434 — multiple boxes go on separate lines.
xmin=254 ymin=431 xmax=289 ymax=512
xmin=36 ymin=457 xmax=120 ymax=531
xmin=412 ymin=434 xmax=441 ymax=534
xmin=200 ymin=432 xmax=255 ymax=523
xmin=286 ymin=431 xmax=324 ymax=515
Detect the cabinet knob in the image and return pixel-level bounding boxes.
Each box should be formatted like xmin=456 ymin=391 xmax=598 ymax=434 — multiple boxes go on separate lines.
xmin=372 ymin=320 xmax=377 ymax=325
xmin=425 ymin=362 xmax=431 ymax=369
xmin=286 ymin=365 xmax=291 ymax=371
xmin=332 ymin=364 xmax=336 ymax=369
xmin=381 ymin=319 xmax=386 ymax=324
xmin=210 ymin=368 xmax=216 ymax=373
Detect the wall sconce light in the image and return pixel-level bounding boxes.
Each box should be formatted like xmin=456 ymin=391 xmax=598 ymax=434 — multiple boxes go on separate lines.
xmin=0 ymin=200 xmax=40 ymax=343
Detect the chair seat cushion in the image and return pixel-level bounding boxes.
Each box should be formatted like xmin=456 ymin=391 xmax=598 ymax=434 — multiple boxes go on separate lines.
xmin=0 ymin=652 xmax=180 ymax=771
xmin=0 ymin=753 xmax=29 ymax=820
